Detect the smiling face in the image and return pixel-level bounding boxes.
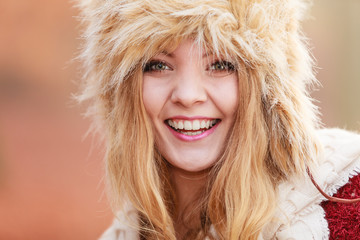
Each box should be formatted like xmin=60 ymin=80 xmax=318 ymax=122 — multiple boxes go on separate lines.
xmin=142 ymin=40 xmax=239 ymax=173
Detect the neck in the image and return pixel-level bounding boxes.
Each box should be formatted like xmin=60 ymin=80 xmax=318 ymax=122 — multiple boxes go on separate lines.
xmin=170 ymin=166 xmax=209 ymax=208
xmin=169 ymin=166 xmax=210 ymax=238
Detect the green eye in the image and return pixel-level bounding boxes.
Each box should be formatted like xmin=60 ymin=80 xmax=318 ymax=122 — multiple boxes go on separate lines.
xmin=154 ymin=62 xmax=166 ymax=70
xmin=214 ymin=62 xmax=225 ymax=70
xmin=209 ymin=61 xmax=235 ymax=72
xmin=144 ymin=61 xmax=170 ymax=72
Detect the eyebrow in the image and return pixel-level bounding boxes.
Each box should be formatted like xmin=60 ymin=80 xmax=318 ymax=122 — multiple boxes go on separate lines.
xmin=159 ymin=50 xmax=171 ymax=56
xmin=159 ymin=51 xmax=214 ymax=59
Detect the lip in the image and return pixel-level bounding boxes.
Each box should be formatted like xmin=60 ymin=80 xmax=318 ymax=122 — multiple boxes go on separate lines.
xmin=165 ymin=117 xmax=220 ymax=142
xmin=167 ymin=115 xmax=214 ymax=120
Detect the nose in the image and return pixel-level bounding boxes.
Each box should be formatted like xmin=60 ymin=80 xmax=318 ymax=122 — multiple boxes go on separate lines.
xmin=170 ymin=70 xmax=207 ymax=108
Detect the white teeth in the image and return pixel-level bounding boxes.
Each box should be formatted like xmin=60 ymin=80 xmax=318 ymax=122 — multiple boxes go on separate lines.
xmin=179 ymin=130 xmax=205 ymax=136
xmin=193 ymin=120 xmax=200 ymax=130
xmin=184 ymin=120 xmax=192 ymax=130
xmin=201 ymin=120 xmax=206 ymax=128
xmin=178 ymin=121 xmax=184 ymax=130
xmin=167 ymin=119 xmax=218 ymax=131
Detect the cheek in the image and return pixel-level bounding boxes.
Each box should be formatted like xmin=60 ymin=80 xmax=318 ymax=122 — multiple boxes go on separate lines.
xmin=227 ymin=82 xmax=239 ymax=113
xmin=215 ymin=76 xmax=239 ymax=115
xmin=142 ymin=76 xmax=171 ymax=122
xmin=142 ymin=88 xmax=153 ymax=118
xmin=142 ymin=77 xmax=160 ymax=118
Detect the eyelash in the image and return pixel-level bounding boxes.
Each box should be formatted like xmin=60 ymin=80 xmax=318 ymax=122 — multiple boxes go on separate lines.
xmin=143 ymin=61 xmax=171 ymax=72
xmin=208 ymin=61 xmax=235 ymax=72
xmin=143 ymin=60 xmax=236 ymax=73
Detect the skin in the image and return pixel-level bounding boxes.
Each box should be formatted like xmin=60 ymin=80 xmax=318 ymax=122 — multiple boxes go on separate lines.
xmin=142 ymin=39 xmax=239 ymax=237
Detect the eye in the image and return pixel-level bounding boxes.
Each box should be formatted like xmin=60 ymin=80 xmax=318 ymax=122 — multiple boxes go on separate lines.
xmin=144 ymin=61 xmax=171 ymax=72
xmin=209 ymin=61 xmax=235 ymax=72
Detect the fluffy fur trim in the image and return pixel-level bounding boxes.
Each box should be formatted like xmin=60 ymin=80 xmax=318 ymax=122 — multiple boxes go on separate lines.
xmin=78 ymin=0 xmax=321 ymax=173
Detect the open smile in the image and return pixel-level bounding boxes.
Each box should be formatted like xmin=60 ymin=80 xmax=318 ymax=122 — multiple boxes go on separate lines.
xmin=165 ymin=118 xmax=221 ymax=138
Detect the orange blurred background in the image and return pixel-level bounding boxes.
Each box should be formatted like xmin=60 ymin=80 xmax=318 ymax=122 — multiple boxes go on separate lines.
xmin=0 ymin=0 xmax=359 ymax=239
xmin=0 ymin=1 xmax=112 ymax=239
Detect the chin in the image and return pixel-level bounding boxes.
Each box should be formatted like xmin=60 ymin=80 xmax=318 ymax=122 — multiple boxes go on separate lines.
xmin=166 ymin=155 xmax=218 ymax=173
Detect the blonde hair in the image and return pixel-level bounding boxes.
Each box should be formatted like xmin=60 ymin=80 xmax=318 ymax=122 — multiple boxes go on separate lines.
xmin=77 ymin=0 xmax=321 ymax=239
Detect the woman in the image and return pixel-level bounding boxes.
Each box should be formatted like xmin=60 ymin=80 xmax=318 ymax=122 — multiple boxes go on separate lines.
xmin=77 ymin=0 xmax=360 ymax=239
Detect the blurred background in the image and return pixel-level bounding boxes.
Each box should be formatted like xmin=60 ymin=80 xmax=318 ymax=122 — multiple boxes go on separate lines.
xmin=0 ymin=0 xmax=359 ymax=239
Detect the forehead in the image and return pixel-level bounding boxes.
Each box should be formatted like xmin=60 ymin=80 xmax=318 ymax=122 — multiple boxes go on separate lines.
xmin=148 ymin=38 xmax=235 ymax=63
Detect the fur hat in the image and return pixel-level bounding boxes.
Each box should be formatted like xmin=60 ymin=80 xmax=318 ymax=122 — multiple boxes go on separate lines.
xmin=78 ymin=0 xmax=320 ymax=173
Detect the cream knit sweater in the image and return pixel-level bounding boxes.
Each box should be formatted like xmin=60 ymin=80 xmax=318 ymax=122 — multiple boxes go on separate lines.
xmin=99 ymin=128 xmax=360 ymax=240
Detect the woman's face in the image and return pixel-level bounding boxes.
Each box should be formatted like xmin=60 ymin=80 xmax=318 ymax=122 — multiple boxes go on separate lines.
xmin=143 ymin=40 xmax=239 ymax=172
